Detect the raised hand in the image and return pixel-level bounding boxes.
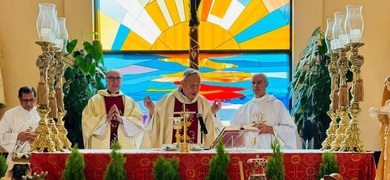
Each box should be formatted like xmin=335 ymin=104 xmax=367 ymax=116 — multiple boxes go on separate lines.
xmin=143 ymin=96 xmax=155 ymax=112
xmin=211 ymin=99 xmax=222 ymax=115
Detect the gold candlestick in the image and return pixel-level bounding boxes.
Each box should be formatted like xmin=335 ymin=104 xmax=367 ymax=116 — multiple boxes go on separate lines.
xmin=173 ymin=104 xmax=195 ymax=153
xmin=330 ymin=47 xmax=349 ymax=151
xmin=46 ymin=47 xmax=63 ymax=151
xmin=339 ymin=42 xmax=365 ymax=152
xmin=55 ymin=50 xmax=72 ymax=150
xmin=54 ymin=51 xmax=72 ymax=150
xmin=30 ymin=41 xmax=56 ymax=152
xmin=321 ymin=52 xmax=339 ymax=150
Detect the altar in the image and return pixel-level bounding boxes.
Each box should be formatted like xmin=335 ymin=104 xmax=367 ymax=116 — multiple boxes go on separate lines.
xmin=29 ymin=149 xmax=376 ymax=180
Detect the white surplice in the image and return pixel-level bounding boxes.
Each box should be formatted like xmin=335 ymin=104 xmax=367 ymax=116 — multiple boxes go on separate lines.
xmin=0 ymin=105 xmax=40 ymax=162
xmin=231 ymin=94 xmax=297 ymax=149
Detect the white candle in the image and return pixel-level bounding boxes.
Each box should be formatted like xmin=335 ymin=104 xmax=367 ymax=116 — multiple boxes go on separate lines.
xmin=56 ymin=39 xmax=64 ymax=50
xmin=339 ymin=34 xmax=350 ymax=47
xmin=40 ymin=28 xmax=52 ymax=42
xmin=350 ymin=29 xmax=362 ymax=43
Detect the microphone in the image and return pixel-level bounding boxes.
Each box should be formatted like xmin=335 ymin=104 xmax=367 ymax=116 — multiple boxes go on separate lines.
xmin=197 ymin=113 xmax=208 ymax=134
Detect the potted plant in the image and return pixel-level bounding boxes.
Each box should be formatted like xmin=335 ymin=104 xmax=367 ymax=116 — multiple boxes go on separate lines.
xmin=63 ymin=33 xmax=107 ymax=148
xmin=289 ymin=27 xmax=331 ymax=149
xmin=62 ymin=144 xmax=86 ymax=180
xmin=152 ymin=156 xmax=180 ymax=180
xmin=206 ymin=137 xmax=230 ymax=180
xmin=265 ymin=139 xmax=284 ymax=180
xmin=318 ymin=151 xmax=339 ymax=179
xmin=104 ymin=141 xmax=127 ymax=180
xmin=0 ymin=155 xmax=6 ymax=178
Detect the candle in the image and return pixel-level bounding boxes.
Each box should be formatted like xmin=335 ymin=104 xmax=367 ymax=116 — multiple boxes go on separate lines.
xmin=40 ymin=28 xmax=52 ymax=42
xmin=350 ymin=29 xmax=362 ymax=43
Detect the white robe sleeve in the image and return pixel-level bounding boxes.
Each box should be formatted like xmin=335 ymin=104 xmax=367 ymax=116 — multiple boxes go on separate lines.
xmin=0 ymin=111 xmax=19 ymax=153
xmin=272 ymin=102 xmax=297 ymax=149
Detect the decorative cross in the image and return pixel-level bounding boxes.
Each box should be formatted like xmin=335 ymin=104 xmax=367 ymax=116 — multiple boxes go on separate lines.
xmin=173 ymin=103 xmax=196 ymax=144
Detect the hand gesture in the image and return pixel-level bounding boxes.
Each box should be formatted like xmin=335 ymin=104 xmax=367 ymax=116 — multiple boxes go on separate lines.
xmin=18 ymin=129 xmax=37 ymax=143
xmin=211 ymin=99 xmax=222 ymax=115
xmin=143 ymin=96 xmax=155 ymax=112
xmin=107 ymin=104 xmax=123 ymax=123
xmin=251 ymin=123 xmax=274 ymax=135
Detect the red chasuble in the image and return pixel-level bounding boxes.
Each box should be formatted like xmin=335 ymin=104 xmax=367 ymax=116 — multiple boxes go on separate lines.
xmin=104 ymin=96 xmax=124 ymax=149
xmin=172 ymin=98 xmax=199 ymax=144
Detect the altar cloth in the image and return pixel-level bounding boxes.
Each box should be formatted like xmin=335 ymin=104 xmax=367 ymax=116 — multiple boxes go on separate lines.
xmin=29 ymin=149 xmax=376 ymax=180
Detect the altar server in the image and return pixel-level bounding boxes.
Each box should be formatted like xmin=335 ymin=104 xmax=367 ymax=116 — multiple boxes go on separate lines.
xmin=0 ymin=86 xmax=40 ymax=162
xmin=82 ymin=69 xmax=149 ymax=149
xmin=231 ymin=73 xmax=297 ymax=149
xmin=143 ymin=68 xmax=224 ymax=148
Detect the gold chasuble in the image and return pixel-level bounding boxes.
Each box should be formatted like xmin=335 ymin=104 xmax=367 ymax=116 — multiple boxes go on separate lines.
xmin=104 ymin=96 xmax=124 ymax=149
xmin=148 ymin=88 xmax=224 ymax=149
xmin=172 ymin=98 xmax=198 ymax=144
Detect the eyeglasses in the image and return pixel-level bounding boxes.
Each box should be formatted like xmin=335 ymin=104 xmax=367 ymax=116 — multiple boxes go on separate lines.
xmin=106 ymin=76 xmax=122 ymax=82
xmin=20 ymin=99 xmax=36 ymax=104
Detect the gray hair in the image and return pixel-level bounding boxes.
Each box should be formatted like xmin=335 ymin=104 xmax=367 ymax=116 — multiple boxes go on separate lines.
xmin=253 ymin=73 xmax=268 ymax=83
xmin=182 ymin=68 xmax=200 ymax=81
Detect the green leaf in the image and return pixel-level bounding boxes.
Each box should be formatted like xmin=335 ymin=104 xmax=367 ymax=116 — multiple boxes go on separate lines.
xmin=66 ymin=39 xmax=78 ymax=55
xmin=64 ymin=67 xmax=75 ymax=81
xmin=76 ymin=55 xmax=92 ymax=74
xmin=92 ymin=40 xmax=103 ymax=62
xmin=89 ymin=63 xmax=97 ymax=77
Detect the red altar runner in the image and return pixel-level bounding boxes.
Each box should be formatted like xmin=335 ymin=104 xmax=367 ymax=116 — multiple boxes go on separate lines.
xmin=29 ymin=149 xmax=376 ymax=180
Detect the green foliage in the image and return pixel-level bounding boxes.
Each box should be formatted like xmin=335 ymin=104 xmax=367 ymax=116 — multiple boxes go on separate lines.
xmin=206 ymin=137 xmax=230 ymax=180
xmin=62 ymin=144 xmax=86 ymax=180
xmin=289 ymin=27 xmax=331 ymax=149
xmin=104 ymin=142 xmax=127 ymax=180
xmin=0 ymin=155 xmax=6 ymax=178
xmin=265 ymin=139 xmax=284 ymax=180
xmin=318 ymin=151 xmax=339 ymax=179
xmin=63 ymin=34 xmax=107 ymax=148
xmin=152 ymin=156 xmax=180 ymax=180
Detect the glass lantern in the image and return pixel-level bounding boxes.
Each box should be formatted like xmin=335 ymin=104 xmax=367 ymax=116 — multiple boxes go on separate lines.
xmin=57 ymin=17 xmax=68 ymax=52
xmin=332 ymin=11 xmax=348 ymax=50
xmin=345 ymin=5 xmax=364 ymax=43
xmin=40 ymin=9 xmax=57 ymax=43
xmin=36 ymin=3 xmax=56 ymax=41
xmin=325 ymin=18 xmax=335 ymax=53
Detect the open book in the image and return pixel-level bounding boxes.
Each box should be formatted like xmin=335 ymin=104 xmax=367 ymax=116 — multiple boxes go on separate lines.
xmin=209 ymin=125 xmax=259 ymax=149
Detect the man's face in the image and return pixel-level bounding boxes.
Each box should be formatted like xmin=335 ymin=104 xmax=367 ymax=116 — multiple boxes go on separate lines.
xmin=251 ymin=74 xmax=268 ymax=98
xmin=181 ymin=74 xmax=200 ymax=100
xmin=19 ymin=92 xmax=36 ymax=111
xmin=106 ymin=71 xmax=122 ymax=93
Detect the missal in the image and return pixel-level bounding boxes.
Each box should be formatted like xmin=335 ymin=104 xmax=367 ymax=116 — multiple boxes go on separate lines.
xmin=209 ymin=125 xmax=259 ymax=149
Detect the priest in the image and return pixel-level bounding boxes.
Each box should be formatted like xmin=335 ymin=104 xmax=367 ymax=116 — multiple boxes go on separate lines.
xmin=231 ymin=73 xmax=297 ymax=149
xmin=0 ymin=86 xmax=39 ymax=162
xmin=82 ymin=69 xmax=148 ymax=149
xmin=143 ymin=68 xmax=224 ymax=148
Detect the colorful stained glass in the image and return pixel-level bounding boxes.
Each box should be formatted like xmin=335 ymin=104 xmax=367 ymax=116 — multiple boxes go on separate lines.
xmin=96 ymin=0 xmax=292 ymax=120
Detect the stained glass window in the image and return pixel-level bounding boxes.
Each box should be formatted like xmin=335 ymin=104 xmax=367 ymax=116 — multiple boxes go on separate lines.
xmin=96 ymin=0 xmax=292 ymax=121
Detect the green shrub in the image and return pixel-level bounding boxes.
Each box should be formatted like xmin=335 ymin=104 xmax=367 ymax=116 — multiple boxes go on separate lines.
xmin=62 ymin=144 xmax=86 ymax=180
xmin=104 ymin=142 xmax=127 ymax=180
xmin=206 ymin=137 xmax=230 ymax=180
xmin=318 ymin=151 xmax=339 ymax=179
xmin=0 ymin=155 xmax=6 ymax=178
xmin=265 ymin=139 xmax=284 ymax=180
xmin=152 ymin=156 xmax=180 ymax=180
